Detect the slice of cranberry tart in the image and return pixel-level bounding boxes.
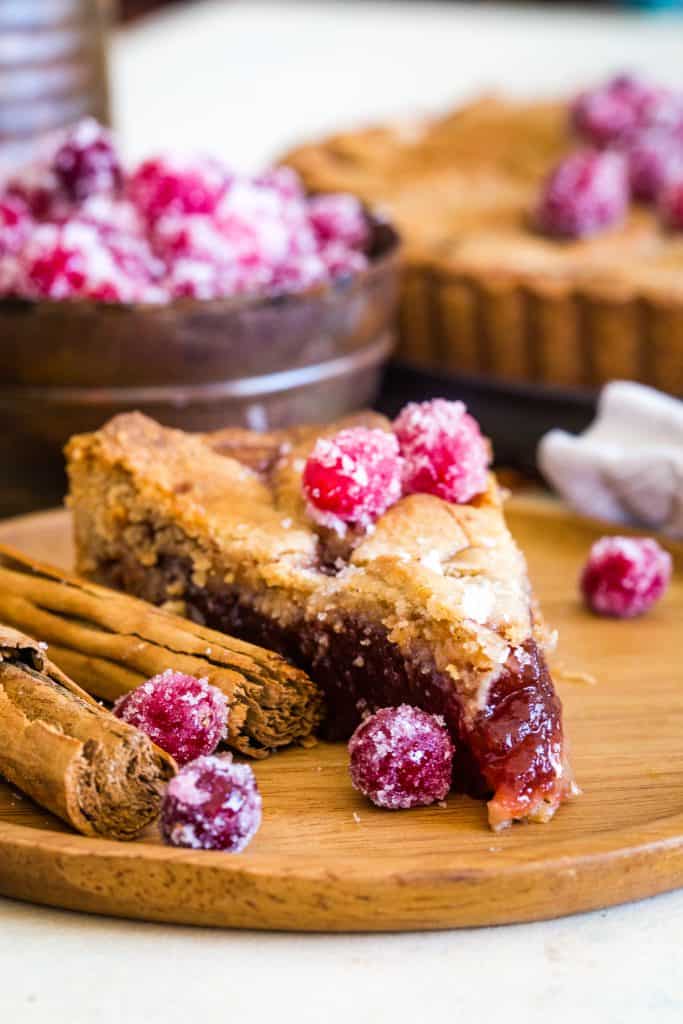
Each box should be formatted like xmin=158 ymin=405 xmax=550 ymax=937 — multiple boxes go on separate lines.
xmin=66 ymin=403 xmax=577 ymax=829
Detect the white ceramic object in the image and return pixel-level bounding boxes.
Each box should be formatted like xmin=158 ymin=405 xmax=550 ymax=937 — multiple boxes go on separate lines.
xmin=538 ymin=381 xmax=683 ymax=539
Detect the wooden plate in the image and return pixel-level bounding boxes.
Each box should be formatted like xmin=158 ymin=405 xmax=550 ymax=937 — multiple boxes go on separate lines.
xmin=0 ymin=501 xmax=682 ymax=932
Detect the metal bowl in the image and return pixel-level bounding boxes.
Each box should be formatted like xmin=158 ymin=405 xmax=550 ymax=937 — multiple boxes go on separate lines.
xmin=0 ymin=215 xmax=399 ymax=514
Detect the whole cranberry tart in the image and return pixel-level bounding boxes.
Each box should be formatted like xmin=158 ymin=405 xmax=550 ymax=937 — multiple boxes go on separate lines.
xmin=283 ymin=75 xmax=683 ymax=395
xmin=66 ymin=403 xmax=577 ymax=830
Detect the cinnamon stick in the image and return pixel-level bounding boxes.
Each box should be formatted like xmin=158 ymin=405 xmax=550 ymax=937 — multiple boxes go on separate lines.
xmin=0 ymin=623 xmax=175 ymax=839
xmin=0 ymin=544 xmax=323 ymax=757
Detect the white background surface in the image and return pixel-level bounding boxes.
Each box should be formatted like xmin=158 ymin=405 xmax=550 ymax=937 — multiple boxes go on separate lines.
xmin=3 ymin=2 xmax=683 ymax=1020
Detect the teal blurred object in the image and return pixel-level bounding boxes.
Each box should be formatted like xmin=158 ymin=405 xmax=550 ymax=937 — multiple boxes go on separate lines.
xmin=623 ymin=0 xmax=683 ymax=7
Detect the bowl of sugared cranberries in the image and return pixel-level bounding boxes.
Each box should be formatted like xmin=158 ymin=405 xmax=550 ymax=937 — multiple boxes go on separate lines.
xmin=0 ymin=119 xmax=400 ymax=463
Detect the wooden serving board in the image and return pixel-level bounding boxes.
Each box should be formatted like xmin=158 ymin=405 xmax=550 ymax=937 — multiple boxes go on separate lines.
xmin=0 ymin=501 xmax=682 ymax=931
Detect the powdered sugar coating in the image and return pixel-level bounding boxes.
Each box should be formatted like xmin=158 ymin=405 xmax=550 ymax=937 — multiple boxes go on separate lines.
xmin=127 ymin=155 xmax=230 ymax=225
xmin=308 ymin=193 xmax=369 ymax=248
xmin=571 ymin=74 xmax=680 ymax=148
xmin=0 ymin=195 xmax=32 ymax=256
xmin=0 ymin=118 xmax=370 ymax=305
xmin=53 ymin=118 xmax=123 ymax=202
xmin=660 ymin=176 xmax=683 ymax=231
xmin=535 ymin=149 xmax=629 ymax=239
xmin=580 ymin=536 xmax=672 ymax=618
xmin=302 ymin=427 xmax=403 ymax=532
xmin=620 ymin=124 xmax=683 ymax=202
xmin=348 ymin=705 xmax=454 ymax=809
xmin=3 ymin=220 xmax=164 ymax=304
xmin=113 ymin=670 xmax=228 ymax=765
xmin=161 ymin=754 xmax=262 ymax=852
xmin=393 ymin=398 xmax=489 ymax=504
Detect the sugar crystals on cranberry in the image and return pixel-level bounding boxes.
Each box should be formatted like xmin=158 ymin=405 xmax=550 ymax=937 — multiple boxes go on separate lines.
xmin=571 ymin=74 xmax=679 ymax=148
xmin=161 ymin=754 xmax=262 ymax=852
xmin=0 ymin=119 xmax=371 ymax=306
xmin=394 ymin=398 xmax=489 ymax=504
xmin=659 ymin=176 xmax=683 ymax=231
xmin=127 ymin=155 xmax=230 ymax=224
xmin=580 ymin=535 xmax=672 ymax=619
xmin=620 ymin=124 xmax=683 ymax=203
xmin=53 ymin=118 xmax=123 ymax=202
xmin=348 ymin=705 xmax=454 ymax=809
xmin=535 ymin=149 xmax=629 ymax=239
xmin=303 ymin=426 xmax=403 ymax=532
xmin=113 ymin=670 xmax=228 ymax=765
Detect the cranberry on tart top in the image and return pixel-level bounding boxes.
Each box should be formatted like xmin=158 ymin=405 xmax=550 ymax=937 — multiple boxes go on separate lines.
xmin=66 ymin=401 xmax=577 ymax=830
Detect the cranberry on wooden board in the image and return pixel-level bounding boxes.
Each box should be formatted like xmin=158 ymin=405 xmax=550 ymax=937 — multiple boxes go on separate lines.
xmin=114 ymin=670 xmax=228 ymax=765
xmin=348 ymin=705 xmax=454 ymax=810
xmin=161 ymin=755 xmax=262 ymax=852
xmin=580 ymin=536 xmax=672 ymax=618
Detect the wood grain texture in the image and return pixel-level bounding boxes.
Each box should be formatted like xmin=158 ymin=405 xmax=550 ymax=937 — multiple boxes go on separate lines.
xmin=0 ymin=501 xmax=681 ymax=931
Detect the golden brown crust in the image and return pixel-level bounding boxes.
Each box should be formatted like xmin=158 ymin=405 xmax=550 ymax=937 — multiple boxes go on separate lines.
xmin=67 ymin=412 xmax=539 ymax=719
xmin=283 ymin=96 xmax=683 ymax=393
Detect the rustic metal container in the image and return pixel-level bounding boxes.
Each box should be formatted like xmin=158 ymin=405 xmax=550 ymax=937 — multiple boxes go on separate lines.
xmin=0 ymin=0 xmax=112 ymax=168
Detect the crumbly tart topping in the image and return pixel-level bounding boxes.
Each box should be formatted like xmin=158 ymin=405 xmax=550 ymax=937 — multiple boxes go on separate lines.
xmin=67 ymin=411 xmax=576 ymax=827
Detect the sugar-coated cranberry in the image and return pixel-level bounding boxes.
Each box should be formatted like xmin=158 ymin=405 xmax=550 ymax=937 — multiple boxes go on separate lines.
xmin=0 ymin=120 xmax=374 ymax=306
xmin=253 ymin=165 xmax=305 ymax=200
xmin=348 ymin=705 xmax=454 ymax=809
xmin=9 ymin=222 xmax=156 ymax=303
xmin=5 ymin=163 xmax=61 ymax=220
xmin=572 ymin=74 xmax=676 ymax=147
xmin=319 ymin=242 xmax=368 ymax=279
xmin=0 ymin=194 xmax=32 ymax=255
xmin=16 ymin=223 xmax=87 ymax=299
xmin=269 ymin=252 xmax=327 ymax=294
xmin=113 ymin=670 xmax=228 ymax=765
xmin=308 ymin=193 xmax=368 ymax=249
xmin=53 ymin=118 xmax=123 ymax=201
xmin=302 ymin=427 xmax=403 ymax=531
xmin=393 ymin=398 xmax=489 ymax=505
xmin=535 ymin=150 xmax=629 ymax=239
xmin=621 ymin=125 xmax=683 ymax=202
xmin=75 ymin=194 xmax=145 ymax=236
xmin=659 ymin=176 xmax=683 ymax=231
xmin=161 ymin=754 xmax=262 ymax=852
xmin=128 ymin=156 xmax=230 ymax=224
xmin=580 ymin=536 xmax=672 ymax=618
